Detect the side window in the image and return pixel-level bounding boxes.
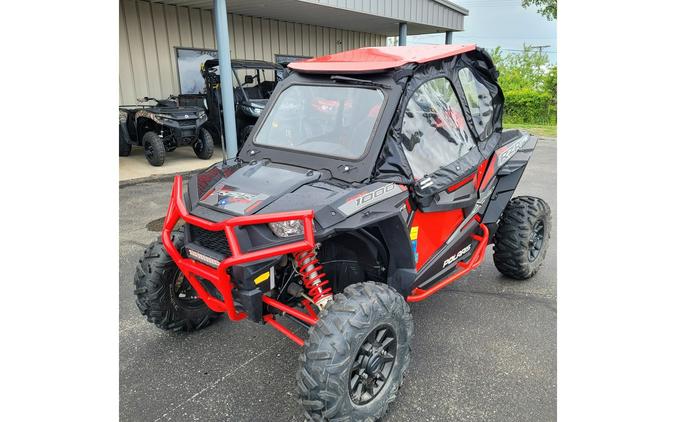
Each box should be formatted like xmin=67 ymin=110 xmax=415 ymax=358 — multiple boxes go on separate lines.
xmin=458 ymin=67 xmax=494 ymax=136
xmin=401 ymin=77 xmax=474 ymax=180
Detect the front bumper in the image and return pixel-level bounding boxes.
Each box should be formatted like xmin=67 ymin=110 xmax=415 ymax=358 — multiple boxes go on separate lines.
xmin=161 ymin=175 xmax=316 ymax=321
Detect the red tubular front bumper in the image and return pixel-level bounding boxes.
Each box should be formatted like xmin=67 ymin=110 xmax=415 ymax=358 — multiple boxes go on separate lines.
xmin=161 ymin=175 xmax=317 ymax=321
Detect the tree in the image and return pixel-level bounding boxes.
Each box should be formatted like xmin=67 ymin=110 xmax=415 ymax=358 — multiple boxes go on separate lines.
xmin=522 ymin=0 xmax=556 ymax=20
xmin=491 ymin=46 xmax=557 ymax=124
xmin=490 ymin=46 xmax=551 ymax=92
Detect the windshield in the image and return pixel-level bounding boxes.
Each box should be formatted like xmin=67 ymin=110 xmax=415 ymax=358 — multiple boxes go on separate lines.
xmin=254 ymin=85 xmax=384 ymax=159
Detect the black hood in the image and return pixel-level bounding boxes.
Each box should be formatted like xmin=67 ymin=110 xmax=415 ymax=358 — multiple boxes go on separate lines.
xmin=189 ymin=160 xmax=321 ymax=217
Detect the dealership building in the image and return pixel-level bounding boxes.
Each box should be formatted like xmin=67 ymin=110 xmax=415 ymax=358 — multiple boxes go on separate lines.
xmin=119 ymin=0 xmax=468 ymax=104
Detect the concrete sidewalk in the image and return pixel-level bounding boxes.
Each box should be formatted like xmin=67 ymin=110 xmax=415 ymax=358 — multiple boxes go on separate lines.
xmin=119 ymin=139 xmax=556 ymax=422
xmin=119 ymin=145 xmax=226 ymax=182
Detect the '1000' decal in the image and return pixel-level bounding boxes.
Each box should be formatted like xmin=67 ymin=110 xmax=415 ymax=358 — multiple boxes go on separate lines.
xmin=337 ymin=183 xmax=406 ymax=216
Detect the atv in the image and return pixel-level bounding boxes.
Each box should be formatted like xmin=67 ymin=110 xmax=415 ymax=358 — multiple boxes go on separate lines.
xmin=119 ymin=96 xmax=213 ymax=166
xmin=178 ymin=59 xmax=286 ymax=149
xmin=133 ymin=45 xmax=551 ymax=421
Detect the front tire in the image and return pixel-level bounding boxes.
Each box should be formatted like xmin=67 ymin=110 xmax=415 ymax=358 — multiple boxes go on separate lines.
xmin=133 ymin=231 xmax=222 ymax=331
xmin=143 ymin=131 xmax=166 ymax=166
xmin=193 ymin=128 xmax=214 ymax=159
xmin=297 ymin=282 xmax=413 ymax=421
xmin=493 ymin=196 xmax=552 ymax=280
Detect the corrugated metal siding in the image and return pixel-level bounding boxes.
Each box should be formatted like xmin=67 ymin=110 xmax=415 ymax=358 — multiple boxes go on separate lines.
xmin=300 ymin=0 xmax=465 ymax=30
xmin=119 ymin=0 xmax=387 ymax=104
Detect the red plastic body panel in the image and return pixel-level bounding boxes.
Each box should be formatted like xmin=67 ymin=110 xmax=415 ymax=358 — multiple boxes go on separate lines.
xmin=410 ymin=208 xmax=464 ymax=271
xmin=161 ymin=175 xmax=318 ymax=324
xmin=288 ymin=44 xmax=477 ymax=73
xmin=407 ymin=223 xmax=489 ymax=302
xmin=479 ymin=154 xmax=498 ymax=192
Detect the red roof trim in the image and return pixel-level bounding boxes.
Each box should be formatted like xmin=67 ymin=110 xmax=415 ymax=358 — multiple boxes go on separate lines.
xmin=288 ymin=44 xmax=477 ymax=74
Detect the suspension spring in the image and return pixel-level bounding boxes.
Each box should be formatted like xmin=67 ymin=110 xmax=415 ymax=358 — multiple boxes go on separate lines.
xmin=293 ymin=248 xmax=333 ymax=309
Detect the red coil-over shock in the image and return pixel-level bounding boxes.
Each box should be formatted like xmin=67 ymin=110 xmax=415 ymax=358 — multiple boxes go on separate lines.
xmin=293 ymin=248 xmax=333 ymax=309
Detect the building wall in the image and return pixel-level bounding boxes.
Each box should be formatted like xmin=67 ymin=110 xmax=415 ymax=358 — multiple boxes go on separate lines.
xmin=298 ymin=0 xmax=465 ymax=31
xmin=119 ymin=0 xmax=387 ymax=104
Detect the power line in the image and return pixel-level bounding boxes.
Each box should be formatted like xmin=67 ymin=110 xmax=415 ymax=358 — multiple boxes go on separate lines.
xmin=403 ymin=40 xmax=557 ymax=54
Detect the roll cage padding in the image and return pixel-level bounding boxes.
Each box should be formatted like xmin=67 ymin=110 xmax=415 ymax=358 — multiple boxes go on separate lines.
xmin=373 ymin=49 xmax=504 ymax=198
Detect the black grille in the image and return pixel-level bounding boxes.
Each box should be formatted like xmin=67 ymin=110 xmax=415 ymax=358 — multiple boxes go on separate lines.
xmin=178 ymin=120 xmax=194 ymax=126
xmin=189 ymin=225 xmax=232 ymax=257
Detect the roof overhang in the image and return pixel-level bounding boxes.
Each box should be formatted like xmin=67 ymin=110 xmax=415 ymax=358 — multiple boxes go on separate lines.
xmin=150 ymin=0 xmax=467 ymax=35
xmin=288 ymin=44 xmax=477 ymax=73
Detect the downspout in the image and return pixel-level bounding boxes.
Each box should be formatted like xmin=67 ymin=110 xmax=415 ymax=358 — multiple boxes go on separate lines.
xmin=398 ymin=22 xmax=407 ymax=46
xmin=213 ymin=0 xmax=239 ymax=160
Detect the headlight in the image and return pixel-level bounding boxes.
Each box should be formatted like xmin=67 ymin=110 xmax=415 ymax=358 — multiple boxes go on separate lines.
xmin=151 ymin=113 xmax=175 ymax=124
xmin=268 ymin=220 xmax=304 ymax=238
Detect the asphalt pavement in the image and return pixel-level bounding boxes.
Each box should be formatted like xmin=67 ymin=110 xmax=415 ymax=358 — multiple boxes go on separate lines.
xmin=119 ymin=138 xmax=556 ymax=421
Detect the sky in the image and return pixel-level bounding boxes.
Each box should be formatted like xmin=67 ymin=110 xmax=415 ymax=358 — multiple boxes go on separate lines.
xmin=404 ymin=0 xmax=557 ymax=63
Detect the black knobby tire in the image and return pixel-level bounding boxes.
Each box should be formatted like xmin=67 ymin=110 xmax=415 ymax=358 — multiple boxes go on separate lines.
xmin=297 ymin=282 xmax=413 ymax=421
xmin=493 ymin=196 xmax=552 ymax=280
xmin=143 ymin=131 xmax=166 ymax=166
xmin=119 ymin=126 xmax=132 ymax=157
xmin=193 ymin=128 xmax=214 ymax=159
xmin=133 ymin=231 xmax=222 ymax=331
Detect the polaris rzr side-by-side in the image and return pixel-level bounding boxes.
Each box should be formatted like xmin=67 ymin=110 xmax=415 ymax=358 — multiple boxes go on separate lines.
xmin=119 ymin=96 xmax=213 ymax=166
xmin=133 ymin=45 xmax=551 ymax=421
xmin=178 ymin=59 xmax=285 ymax=148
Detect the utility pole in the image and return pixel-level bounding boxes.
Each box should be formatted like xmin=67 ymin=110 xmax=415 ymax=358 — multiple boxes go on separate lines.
xmin=530 ymin=44 xmax=551 ymax=54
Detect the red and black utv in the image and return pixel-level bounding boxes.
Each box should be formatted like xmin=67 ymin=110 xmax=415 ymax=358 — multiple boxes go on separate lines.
xmin=134 ymin=44 xmax=551 ymax=421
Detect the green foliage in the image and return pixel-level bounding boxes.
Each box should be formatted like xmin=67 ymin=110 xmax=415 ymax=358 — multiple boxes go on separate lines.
xmin=503 ymin=89 xmax=555 ymax=125
xmin=491 ymin=46 xmax=557 ymax=125
xmin=522 ymin=0 xmax=556 ymax=20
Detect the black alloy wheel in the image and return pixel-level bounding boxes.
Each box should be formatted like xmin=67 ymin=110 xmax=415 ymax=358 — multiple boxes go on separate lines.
xmin=528 ymin=219 xmax=545 ymax=262
xmin=349 ymin=325 xmax=398 ymax=405
xmin=170 ymin=271 xmax=204 ymax=310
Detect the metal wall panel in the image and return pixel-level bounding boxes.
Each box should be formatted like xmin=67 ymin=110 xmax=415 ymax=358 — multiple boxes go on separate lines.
xmin=120 ymin=0 xmax=387 ymax=104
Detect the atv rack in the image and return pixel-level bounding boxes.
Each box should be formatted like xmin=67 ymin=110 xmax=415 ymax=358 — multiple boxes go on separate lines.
xmin=162 ymin=175 xmax=319 ymax=340
xmin=406 ymin=223 xmax=489 ymax=302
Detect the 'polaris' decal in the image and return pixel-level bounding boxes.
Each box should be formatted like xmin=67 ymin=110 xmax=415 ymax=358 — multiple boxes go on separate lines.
xmin=442 ymin=244 xmax=471 ymax=268
xmin=337 ymin=183 xmax=406 ymax=216
xmin=497 ymin=135 xmax=528 ymax=167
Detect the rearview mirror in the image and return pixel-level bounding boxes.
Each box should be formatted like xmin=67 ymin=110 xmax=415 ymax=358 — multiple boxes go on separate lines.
xmin=244 ymin=75 xmax=254 ymax=85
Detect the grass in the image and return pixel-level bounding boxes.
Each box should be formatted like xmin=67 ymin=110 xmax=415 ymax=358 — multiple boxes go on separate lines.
xmin=503 ymin=123 xmax=557 ymax=138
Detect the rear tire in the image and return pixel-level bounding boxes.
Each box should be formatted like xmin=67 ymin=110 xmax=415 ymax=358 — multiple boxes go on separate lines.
xmin=493 ymin=196 xmax=552 ymax=280
xmin=119 ymin=126 xmax=132 ymax=157
xmin=297 ymin=282 xmax=413 ymax=421
xmin=193 ymin=128 xmax=214 ymax=159
xmin=133 ymin=231 xmax=222 ymax=331
xmin=143 ymin=131 xmax=165 ymax=166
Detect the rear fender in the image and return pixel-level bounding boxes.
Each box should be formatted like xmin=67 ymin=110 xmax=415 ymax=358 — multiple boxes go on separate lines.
xmin=495 ymin=130 xmax=538 ymax=177
xmin=480 ymin=131 xmax=538 ymax=227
